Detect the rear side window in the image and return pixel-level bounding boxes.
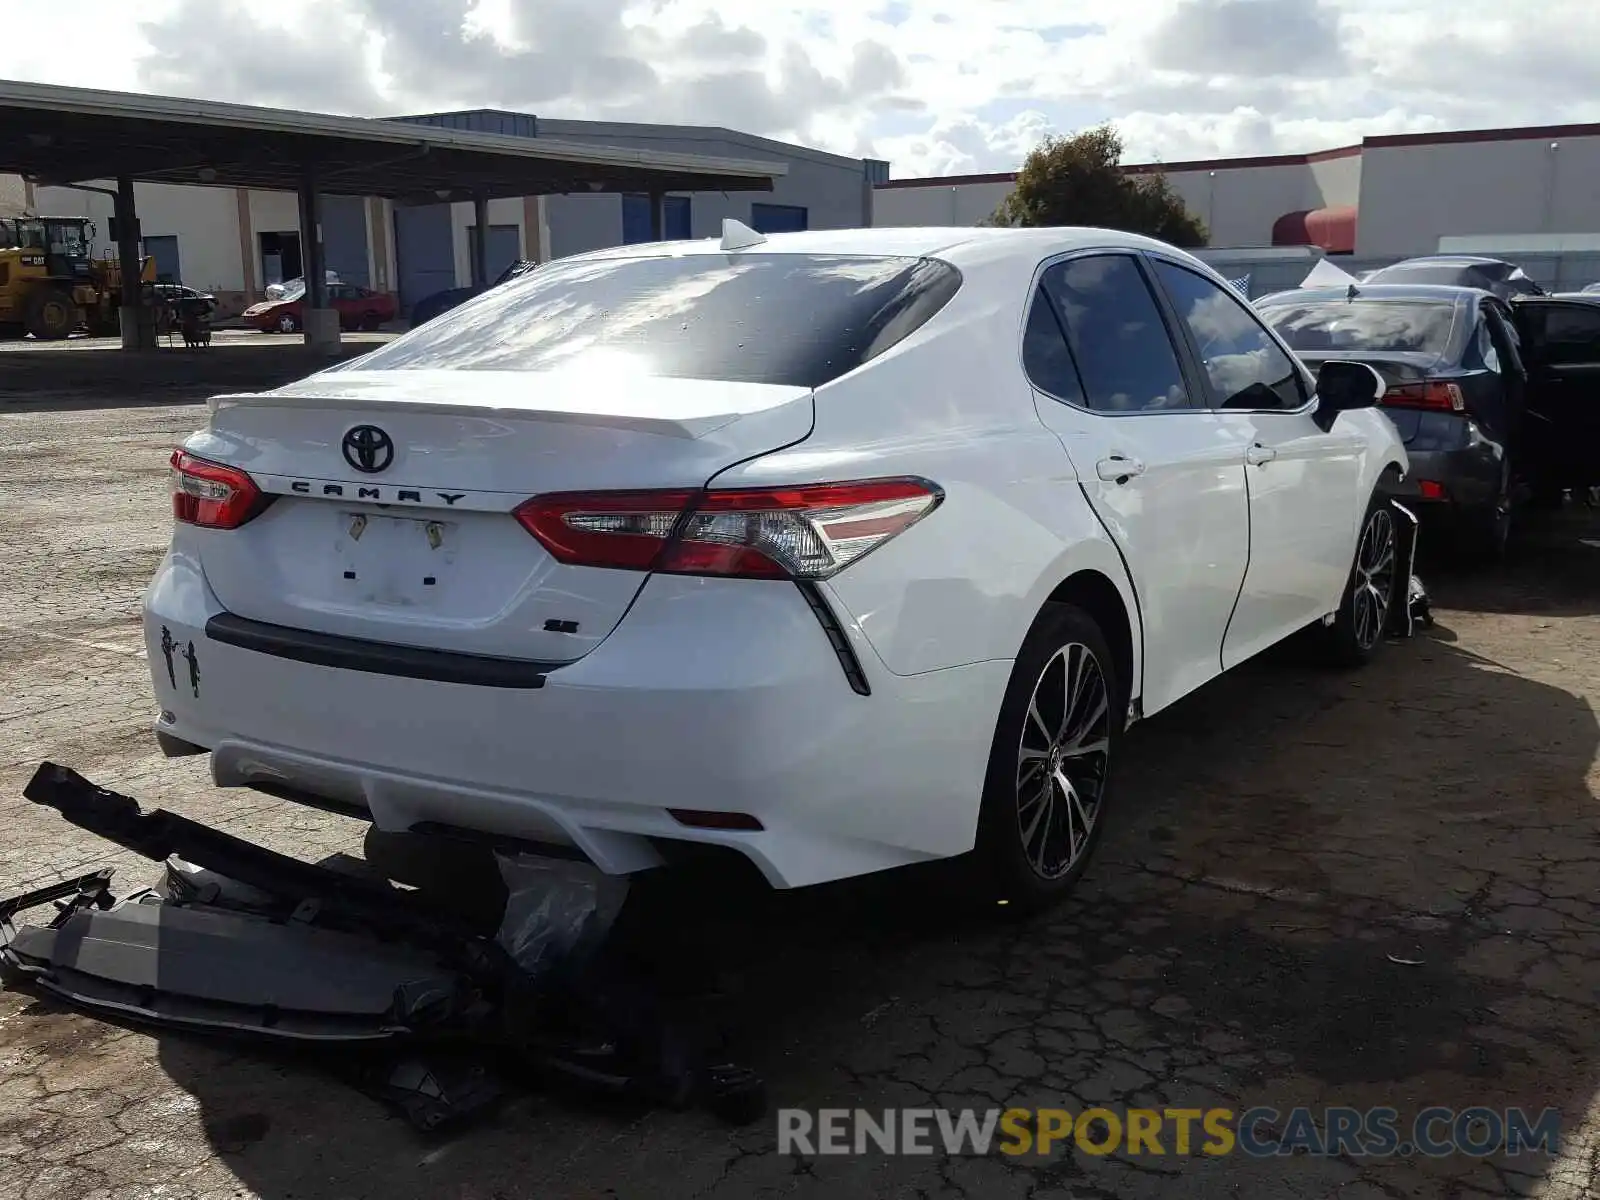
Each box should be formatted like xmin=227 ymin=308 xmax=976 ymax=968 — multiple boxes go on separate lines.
xmin=1021 ymin=289 xmax=1086 ymax=405
xmin=1536 ymin=304 xmax=1600 ymax=365
xmin=352 ymin=253 xmax=962 ymax=388
xmin=1039 ymin=255 xmax=1192 ymax=412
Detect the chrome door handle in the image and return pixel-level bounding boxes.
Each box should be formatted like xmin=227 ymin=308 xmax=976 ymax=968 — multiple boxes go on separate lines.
xmin=1096 ymin=455 xmax=1146 ymax=482
xmin=1245 ymin=444 xmax=1277 ymax=466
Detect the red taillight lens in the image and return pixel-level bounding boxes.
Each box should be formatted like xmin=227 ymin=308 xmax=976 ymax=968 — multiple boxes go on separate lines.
xmin=1382 ymin=381 xmax=1464 ymax=412
xmin=513 ymin=478 xmax=942 ymax=580
xmin=169 ymin=450 xmax=268 ymax=529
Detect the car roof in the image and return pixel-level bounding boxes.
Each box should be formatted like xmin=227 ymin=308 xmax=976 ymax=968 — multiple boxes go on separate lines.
xmin=1258 ymin=283 xmax=1488 ymax=306
xmin=1377 ymin=255 xmax=1512 ymax=269
xmin=555 ymin=225 xmax=1194 ymax=270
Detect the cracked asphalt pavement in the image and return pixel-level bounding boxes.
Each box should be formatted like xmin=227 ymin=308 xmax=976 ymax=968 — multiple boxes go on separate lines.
xmin=2 ymin=382 xmax=1599 ymax=1199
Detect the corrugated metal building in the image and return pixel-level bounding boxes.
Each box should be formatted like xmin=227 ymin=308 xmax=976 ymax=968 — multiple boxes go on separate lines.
xmin=14 ymin=107 xmax=888 ymax=318
xmin=872 ymin=120 xmax=1600 ymax=292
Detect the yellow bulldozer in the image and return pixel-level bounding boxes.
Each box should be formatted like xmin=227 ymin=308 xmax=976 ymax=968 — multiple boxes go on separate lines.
xmin=0 ymin=215 xmax=156 ymax=340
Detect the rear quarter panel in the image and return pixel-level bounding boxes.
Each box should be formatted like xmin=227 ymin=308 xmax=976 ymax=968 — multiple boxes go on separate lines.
xmin=706 ymin=264 xmax=1143 ymax=688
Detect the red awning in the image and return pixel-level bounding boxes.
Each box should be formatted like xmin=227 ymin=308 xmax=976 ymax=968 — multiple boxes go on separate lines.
xmin=1272 ymin=205 xmax=1357 ymax=254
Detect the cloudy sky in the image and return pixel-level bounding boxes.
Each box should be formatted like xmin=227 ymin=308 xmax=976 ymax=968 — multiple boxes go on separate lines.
xmin=2 ymin=0 xmax=1596 ymax=177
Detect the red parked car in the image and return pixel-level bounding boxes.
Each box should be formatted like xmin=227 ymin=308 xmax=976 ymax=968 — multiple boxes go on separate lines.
xmin=243 ymin=281 xmax=397 ymax=333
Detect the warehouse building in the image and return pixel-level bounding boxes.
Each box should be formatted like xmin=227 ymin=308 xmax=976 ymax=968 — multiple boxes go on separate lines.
xmin=9 ymin=107 xmax=888 ymax=318
xmin=873 ymin=120 xmax=1600 ymax=290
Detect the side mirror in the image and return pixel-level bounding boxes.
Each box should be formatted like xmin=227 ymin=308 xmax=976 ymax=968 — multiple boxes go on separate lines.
xmin=1312 ymin=360 xmax=1386 ymax=432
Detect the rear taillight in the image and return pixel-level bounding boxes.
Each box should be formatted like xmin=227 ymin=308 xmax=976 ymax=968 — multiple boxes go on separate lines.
xmin=1382 ymin=381 xmax=1465 ymax=412
xmin=514 ymin=478 xmax=942 ymax=580
xmin=169 ymin=450 xmax=268 ymax=530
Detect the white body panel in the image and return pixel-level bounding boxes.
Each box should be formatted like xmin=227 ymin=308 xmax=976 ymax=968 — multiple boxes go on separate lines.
xmin=1218 ymin=408 xmax=1374 ymax=670
xmin=1036 ymin=404 xmax=1249 ymax=714
xmin=147 ymin=546 xmax=1008 ymax=888
xmin=143 ymin=225 xmax=1405 ymax=888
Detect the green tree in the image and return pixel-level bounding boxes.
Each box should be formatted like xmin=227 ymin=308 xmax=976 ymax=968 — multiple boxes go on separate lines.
xmin=989 ymin=125 xmax=1208 ymax=247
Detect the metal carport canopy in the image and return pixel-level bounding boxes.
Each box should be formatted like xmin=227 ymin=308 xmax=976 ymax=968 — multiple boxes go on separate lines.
xmin=0 ymin=79 xmax=787 ymax=201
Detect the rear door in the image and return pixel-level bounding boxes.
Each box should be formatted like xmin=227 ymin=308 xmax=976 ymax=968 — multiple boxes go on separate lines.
xmin=1512 ymin=299 xmax=1600 ymax=489
xmin=1145 ymin=255 xmax=1365 ymax=666
xmin=1024 ymin=252 xmax=1249 ymax=714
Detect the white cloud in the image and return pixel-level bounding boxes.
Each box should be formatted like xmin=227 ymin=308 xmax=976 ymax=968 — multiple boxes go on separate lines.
xmin=0 ymin=0 xmax=1595 ymax=179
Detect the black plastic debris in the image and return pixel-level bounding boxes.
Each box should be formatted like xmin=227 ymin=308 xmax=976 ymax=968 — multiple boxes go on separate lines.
xmin=1 ymin=762 xmax=767 ymax=1132
xmin=353 ymin=1055 xmax=505 ymax=1133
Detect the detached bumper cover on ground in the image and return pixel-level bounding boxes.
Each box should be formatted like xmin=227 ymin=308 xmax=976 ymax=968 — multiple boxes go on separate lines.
xmin=1 ymin=763 xmax=765 ymax=1130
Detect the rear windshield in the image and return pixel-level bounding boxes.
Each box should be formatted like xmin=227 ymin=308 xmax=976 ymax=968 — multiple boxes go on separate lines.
xmin=352 ymin=253 xmax=962 ymax=388
xmin=1260 ymin=300 xmax=1458 ymax=356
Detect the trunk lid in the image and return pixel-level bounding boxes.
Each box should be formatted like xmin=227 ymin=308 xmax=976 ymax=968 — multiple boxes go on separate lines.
xmin=184 ymin=369 xmax=814 ymax=664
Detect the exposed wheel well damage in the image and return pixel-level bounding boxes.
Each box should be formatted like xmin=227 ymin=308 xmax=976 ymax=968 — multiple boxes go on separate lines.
xmin=1044 ymin=570 xmax=1135 ymax=717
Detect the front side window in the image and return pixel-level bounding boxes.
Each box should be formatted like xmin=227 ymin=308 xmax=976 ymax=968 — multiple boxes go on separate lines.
xmin=350 ymin=253 xmax=962 ymax=388
xmin=1151 ymin=259 xmax=1305 ymax=410
xmin=1039 ymin=255 xmax=1192 ymax=413
xmin=1261 ymin=299 xmax=1459 ymax=357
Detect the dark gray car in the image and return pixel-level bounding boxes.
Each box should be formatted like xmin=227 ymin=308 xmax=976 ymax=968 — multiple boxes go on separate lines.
xmin=1361 ymin=255 xmax=1546 ymax=301
xmin=1258 ymin=284 xmax=1522 ymax=556
xmin=1259 ymin=282 xmax=1600 ymax=556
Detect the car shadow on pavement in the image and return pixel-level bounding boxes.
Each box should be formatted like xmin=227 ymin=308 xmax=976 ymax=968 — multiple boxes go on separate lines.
xmin=122 ymin=612 xmax=1600 ymax=1198
xmin=1421 ymin=501 xmax=1600 ymax=618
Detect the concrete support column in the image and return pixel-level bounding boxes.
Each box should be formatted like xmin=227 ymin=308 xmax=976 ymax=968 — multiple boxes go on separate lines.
xmin=297 ymin=172 xmax=339 ymax=351
xmin=471 ymin=192 xmax=490 ymax=286
xmin=115 ymin=176 xmax=155 ymax=350
xmin=648 ymin=191 xmax=665 ymax=242
xmin=529 ymin=195 xmax=552 ymax=263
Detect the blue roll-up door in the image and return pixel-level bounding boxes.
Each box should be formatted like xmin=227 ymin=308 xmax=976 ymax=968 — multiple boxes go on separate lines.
xmin=394 ymin=204 xmax=456 ymax=309
xmin=750 ymin=203 xmax=808 ymax=234
xmin=321 ymin=195 xmax=370 ymax=288
xmin=622 ymin=195 xmax=692 ymax=244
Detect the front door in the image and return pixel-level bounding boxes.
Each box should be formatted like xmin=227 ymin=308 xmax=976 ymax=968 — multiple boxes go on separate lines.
xmin=1512 ymin=300 xmax=1600 ymax=491
xmin=1024 ymin=252 xmax=1250 ymax=714
xmin=1144 ymin=255 xmax=1365 ymax=668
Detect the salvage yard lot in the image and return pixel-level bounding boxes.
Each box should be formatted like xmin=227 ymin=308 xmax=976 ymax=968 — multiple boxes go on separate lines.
xmin=2 ymin=398 xmax=1599 ymax=1200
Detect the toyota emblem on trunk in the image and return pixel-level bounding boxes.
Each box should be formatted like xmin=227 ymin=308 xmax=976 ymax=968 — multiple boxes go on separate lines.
xmin=342 ymin=425 xmax=394 ymax=473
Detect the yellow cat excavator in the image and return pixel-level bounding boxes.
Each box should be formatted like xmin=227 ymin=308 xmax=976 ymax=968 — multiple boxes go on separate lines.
xmin=0 ymin=214 xmax=155 ymax=339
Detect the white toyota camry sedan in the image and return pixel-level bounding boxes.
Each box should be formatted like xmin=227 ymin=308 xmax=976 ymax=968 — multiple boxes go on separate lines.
xmin=145 ymin=224 xmax=1405 ymax=906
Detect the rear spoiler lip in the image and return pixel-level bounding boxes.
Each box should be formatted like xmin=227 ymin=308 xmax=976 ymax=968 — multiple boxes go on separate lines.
xmin=206 ymin=370 xmax=815 ymax=442
xmin=207 ymin=390 xmax=729 ymax=440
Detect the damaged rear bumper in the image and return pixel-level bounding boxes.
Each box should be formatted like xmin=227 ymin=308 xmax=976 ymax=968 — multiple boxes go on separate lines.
xmin=1 ymin=763 xmax=765 ymax=1129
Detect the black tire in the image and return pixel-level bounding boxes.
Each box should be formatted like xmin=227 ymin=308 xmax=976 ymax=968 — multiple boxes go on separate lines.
xmin=1454 ymin=473 xmax=1511 ymax=563
xmin=359 ymin=312 xmax=383 ymax=331
xmin=1320 ymin=491 xmax=1400 ymax=667
xmin=974 ymin=603 xmax=1120 ymax=911
xmin=23 ymin=286 xmax=77 ymax=340
xmin=275 ymin=312 xmax=300 ymax=334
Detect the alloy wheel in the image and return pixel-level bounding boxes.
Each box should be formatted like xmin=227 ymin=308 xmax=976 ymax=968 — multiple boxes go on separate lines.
xmin=1015 ymin=642 xmax=1112 ymax=880
xmin=1352 ymin=508 xmax=1396 ymax=651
